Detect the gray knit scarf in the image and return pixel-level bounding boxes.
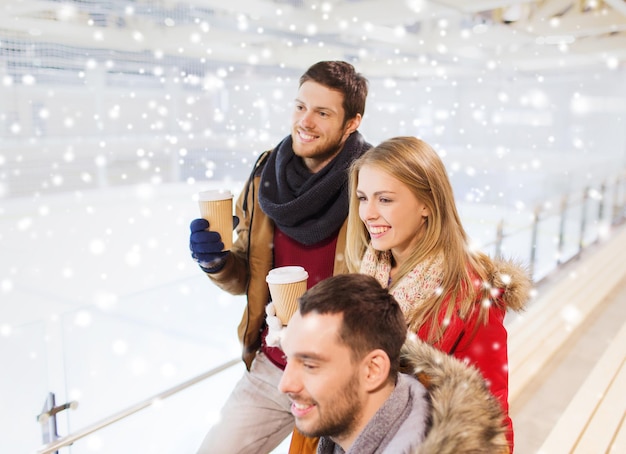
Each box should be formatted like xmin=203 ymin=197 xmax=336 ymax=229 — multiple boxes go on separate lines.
xmin=317 ymin=375 xmax=421 ymax=454
xmin=258 ymin=132 xmax=371 ymax=245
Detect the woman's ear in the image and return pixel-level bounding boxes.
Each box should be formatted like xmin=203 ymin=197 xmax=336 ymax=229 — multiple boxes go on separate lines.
xmin=361 ymin=349 xmax=391 ymax=391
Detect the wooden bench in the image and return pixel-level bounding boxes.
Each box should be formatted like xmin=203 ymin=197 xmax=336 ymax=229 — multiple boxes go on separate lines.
xmin=508 ymin=224 xmax=626 ymax=404
xmin=537 ymin=320 xmax=626 ymax=453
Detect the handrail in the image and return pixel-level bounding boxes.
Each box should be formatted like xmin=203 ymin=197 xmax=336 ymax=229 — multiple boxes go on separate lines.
xmin=36 ymin=358 xmax=240 ymax=454
xmin=481 ymin=173 xmax=626 ymax=283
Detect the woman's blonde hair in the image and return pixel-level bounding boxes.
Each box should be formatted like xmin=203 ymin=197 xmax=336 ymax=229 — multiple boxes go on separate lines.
xmin=346 ymin=136 xmax=494 ymax=341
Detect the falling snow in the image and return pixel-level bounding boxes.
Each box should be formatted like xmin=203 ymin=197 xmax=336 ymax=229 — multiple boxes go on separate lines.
xmin=1 ymin=1 xmax=626 ymax=453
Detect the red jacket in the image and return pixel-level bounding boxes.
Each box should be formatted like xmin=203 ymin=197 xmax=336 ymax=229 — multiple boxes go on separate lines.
xmin=417 ymin=259 xmax=530 ymax=452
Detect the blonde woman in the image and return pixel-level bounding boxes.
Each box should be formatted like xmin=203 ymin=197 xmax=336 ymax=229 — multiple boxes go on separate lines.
xmin=287 ymin=136 xmax=530 ymax=453
xmin=343 ymin=136 xmax=530 ymax=452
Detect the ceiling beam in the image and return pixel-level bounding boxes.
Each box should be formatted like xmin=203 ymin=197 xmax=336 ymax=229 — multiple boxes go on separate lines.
xmin=530 ymin=0 xmax=576 ymax=21
xmin=0 ymin=0 xmax=54 ymax=16
xmin=512 ymin=8 xmax=626 ymax=36
xmin=432 ymin=0 xmax=538 ymax=14
xmin=570 ymin=33 xmax=626 ymax=54
xmin=604 ymin=0 xmax=626 ymax=17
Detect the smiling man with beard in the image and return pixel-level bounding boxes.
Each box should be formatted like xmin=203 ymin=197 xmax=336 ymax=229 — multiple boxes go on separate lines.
xmin=279 ymin=273 xmax=429 ymax=453
xmin=190 ymin=61 xmax=372 ymax=453
xmin=279 ymin=273 xmax=510 ymax=454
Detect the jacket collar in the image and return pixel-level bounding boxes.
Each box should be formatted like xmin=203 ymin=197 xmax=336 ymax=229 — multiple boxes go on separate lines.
xmin=401 ymin=336 xmax=510 ymax=454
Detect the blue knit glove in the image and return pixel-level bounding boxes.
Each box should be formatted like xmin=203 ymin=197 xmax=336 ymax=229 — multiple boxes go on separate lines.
xmin=189 ymin=217 xmax=239 ymax=273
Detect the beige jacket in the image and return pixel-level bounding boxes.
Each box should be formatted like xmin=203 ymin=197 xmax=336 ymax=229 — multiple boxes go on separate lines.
xmin=206 ymin=151 xmax=348 ymax=369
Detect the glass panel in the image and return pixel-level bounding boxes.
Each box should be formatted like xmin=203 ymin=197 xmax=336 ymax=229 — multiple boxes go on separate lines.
xmin=0 ymin=320 xmax=49 ymax=453
xmin=60 ymin=279 xmax=244 ymax=438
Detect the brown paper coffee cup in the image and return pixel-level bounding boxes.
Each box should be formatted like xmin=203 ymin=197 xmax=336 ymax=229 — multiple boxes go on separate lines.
xmin=266 ymin=266 xmax=309 ymax=325
xmin=197 ymin=189 xmax=234 ymax=251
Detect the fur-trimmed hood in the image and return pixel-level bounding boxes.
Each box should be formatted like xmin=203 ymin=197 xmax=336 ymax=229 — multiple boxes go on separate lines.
xmin=400 ymin=336 xmax=510 ymax=454
xmin=489 ymin=257 xmax=532 ymax=313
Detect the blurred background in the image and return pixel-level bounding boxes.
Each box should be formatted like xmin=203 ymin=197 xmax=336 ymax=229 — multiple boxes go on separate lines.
xmin=1 ymin=0 xmax=625 ymax=452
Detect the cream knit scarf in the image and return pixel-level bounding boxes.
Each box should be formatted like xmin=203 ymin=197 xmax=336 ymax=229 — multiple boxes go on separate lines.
xmin=360 ymin=245 xmax=445 ymax=318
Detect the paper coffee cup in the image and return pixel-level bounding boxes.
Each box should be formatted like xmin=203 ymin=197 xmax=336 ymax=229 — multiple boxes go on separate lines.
xmin=197 ymin=189 xmax=234 ymax=251
xmin=266 ymin=266 xmax=309 ymax=325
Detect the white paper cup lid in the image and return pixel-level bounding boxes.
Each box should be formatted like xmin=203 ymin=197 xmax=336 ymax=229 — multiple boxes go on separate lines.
xmin=266 ymin=266 xmax=309 ymax=284
xmin=197 ymin=189 xmax=233 ymax=201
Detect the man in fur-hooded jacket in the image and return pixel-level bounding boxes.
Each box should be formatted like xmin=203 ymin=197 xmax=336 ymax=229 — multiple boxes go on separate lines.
xmin=279 ymin=274 xmax=508 ymax=454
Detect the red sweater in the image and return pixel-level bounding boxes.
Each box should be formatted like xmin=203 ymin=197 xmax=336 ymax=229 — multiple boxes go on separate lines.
xmin=262 ymin=227 xmax=338 ymax=369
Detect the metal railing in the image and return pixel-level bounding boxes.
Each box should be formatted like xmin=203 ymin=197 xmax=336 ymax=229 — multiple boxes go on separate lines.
xmin=35 ymin=171 xmax=626 ymax=453
xmin=37 ymin=358 xmax=240 ymax=454
xmin=486 ymin=173 xmax=626 ymax=284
